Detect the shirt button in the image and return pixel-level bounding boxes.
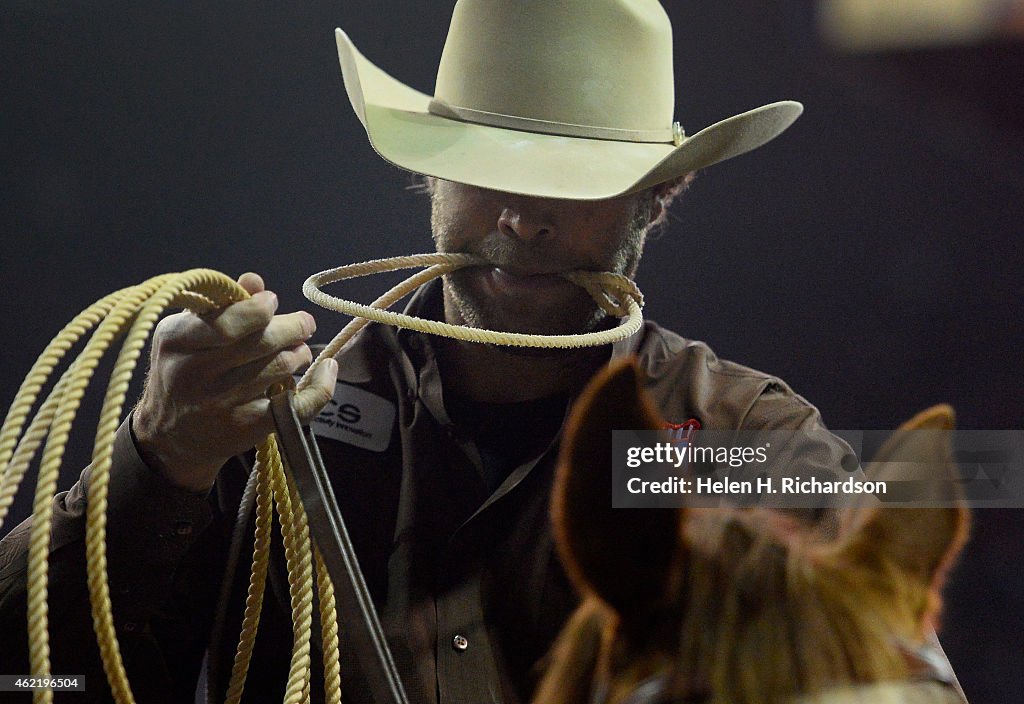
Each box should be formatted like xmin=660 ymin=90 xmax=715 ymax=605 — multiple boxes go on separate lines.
xmin=451 ymin=634 xmax=469 ymax=652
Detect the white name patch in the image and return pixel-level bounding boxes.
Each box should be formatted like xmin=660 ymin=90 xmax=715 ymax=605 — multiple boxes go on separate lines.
xmin=304 ymin=380 xmax=396 ymax=452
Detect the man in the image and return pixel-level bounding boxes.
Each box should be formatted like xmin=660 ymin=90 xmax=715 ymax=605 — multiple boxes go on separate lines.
xmin=0 ymin=1 xmax=964 ymax=703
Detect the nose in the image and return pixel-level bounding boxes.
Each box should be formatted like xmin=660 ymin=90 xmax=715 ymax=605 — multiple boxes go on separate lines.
xmin=497 ymin=200 xmax=555 ymax=242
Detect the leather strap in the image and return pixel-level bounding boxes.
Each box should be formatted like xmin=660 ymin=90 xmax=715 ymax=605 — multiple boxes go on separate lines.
xmin=269 ymin=390 xmax=414 ymax=704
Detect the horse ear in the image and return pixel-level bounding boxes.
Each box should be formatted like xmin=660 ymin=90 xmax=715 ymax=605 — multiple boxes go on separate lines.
xmin=839 ymin=405 xmax=970 ymax=626
xmin=552 ymin=357 xmax=682 ymax=621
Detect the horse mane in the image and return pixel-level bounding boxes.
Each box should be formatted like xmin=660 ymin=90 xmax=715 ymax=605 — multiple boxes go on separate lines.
xmin=670 ymin=510 xmax=914 ymax=703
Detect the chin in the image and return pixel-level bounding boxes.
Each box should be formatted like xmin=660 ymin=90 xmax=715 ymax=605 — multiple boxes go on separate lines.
xmin=467 ymin=302 xmax=607 ymax=338
xmin=446 ymin=272 xmax=609 ymax=338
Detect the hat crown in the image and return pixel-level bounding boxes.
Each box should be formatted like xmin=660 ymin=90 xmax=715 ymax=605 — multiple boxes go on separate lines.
xmin=434 ymin=0 xmax=675 ymax=134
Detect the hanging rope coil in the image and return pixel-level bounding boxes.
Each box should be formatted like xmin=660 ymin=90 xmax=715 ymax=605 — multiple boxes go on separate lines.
xmin=0 ymin=253 xmax=645 ymax=703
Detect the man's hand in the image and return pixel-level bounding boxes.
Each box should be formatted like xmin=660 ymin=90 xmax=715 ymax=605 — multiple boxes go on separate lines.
xmin=132 ymin=272 xmax=337 ymax=491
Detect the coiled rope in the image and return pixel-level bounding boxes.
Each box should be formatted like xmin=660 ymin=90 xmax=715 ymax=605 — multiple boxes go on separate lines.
xmin=0 ymin=253 xmax=644 ymax=703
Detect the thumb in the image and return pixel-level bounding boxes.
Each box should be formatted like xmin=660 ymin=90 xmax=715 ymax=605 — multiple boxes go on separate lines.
xmin=237 ymin=272 xmax=266 ymax=296
xmin=294 ymin=357 xmax=338 ymax=424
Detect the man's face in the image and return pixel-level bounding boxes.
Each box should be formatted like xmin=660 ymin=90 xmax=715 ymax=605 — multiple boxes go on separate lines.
xmin=430 ymin=180 xmax=654 ymax=336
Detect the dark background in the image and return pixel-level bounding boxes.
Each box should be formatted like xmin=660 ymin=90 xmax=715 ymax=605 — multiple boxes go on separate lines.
xmin=2 ymin=1 xmax=1021 ymax=701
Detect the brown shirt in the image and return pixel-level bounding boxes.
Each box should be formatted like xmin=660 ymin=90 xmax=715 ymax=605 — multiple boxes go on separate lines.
xmin=0 ymin=281 xmax=860 ymax=704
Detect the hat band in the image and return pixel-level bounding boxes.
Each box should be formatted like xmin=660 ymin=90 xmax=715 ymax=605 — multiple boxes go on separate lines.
xmin=428 ymin=98 xmax=678 ymax=144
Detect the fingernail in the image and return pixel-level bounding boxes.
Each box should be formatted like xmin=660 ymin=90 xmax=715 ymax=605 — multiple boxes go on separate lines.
xmin=327 ymin=358 xmax=338 ymax=375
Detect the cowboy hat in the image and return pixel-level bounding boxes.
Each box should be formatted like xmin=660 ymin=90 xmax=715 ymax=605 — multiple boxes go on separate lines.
xmin=334 ymin=0 xmax=803 ymax=200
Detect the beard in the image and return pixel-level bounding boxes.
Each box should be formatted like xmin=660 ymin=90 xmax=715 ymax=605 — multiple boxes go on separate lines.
xmin=430 ymin=191 xmax=653 ymax=337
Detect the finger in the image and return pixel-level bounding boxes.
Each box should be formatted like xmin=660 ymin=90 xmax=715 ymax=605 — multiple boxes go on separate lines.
xmin=294 ymin=358 xmax=339 ymax=424
xmin=162 ymin=290 xmax=280 ymax=350
xmin=228 ymin=343 xmax=314 ymax=398
xmin=232 ymin=396 xmax=277 ymax=447
xmin=238 ymin=272 xmax=265 ymax=296
xmin=225 ymin=311 xmax=316 ymax=366
xmin=233 ymin=357 xmax=336 ymax=445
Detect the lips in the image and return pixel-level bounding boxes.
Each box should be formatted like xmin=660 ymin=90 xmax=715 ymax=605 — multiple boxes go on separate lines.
xmin=496 ymin=265 xmax=567 ymax=278
xmin=487 ymin=267 xmax=574 ymax=294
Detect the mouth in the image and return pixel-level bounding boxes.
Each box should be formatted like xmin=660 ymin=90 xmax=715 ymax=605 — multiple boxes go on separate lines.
xmin=488 ymin=267 xmax=574 ymax=294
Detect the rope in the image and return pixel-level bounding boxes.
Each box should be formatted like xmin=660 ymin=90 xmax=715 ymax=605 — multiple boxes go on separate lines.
xmin=303 ymin=253 xmax=644 ymax=351
xmin=223 ymin=448 xmax=274 ymax=704
xmin=0 ymin=255 xmax=645 ymax=703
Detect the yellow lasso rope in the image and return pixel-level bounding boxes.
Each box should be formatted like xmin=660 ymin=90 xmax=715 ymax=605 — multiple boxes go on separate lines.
xmin=0 ymin=253 xmax=644 ymax=703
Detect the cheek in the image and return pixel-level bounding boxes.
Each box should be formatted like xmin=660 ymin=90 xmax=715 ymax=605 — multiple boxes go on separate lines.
xmin=575 ymin=201 xmax=647 ymax=261
xmin=431 ymin=190 xmax=494 ymax=249
xmin=583 ymin=226 xmax=643 ymax=273
xmin=430 ymin=211 xmax=469 ymax=256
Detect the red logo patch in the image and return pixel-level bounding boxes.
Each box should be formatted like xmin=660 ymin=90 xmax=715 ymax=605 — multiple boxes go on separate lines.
xmin=664 ymin=418 xmax=701 ymax=444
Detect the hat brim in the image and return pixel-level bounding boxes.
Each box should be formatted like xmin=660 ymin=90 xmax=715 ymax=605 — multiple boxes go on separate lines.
xmin=336 ymin=29 xmax=803 ymax=201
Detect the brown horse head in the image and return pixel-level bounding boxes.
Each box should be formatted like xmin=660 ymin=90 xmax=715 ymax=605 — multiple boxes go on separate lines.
xmin=536 ymin=358 xmax=969 ymax=704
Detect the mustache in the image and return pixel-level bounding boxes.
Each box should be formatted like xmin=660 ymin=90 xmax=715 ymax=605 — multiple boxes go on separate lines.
xmin=446 ymin=233 xmax=597 ymax=273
